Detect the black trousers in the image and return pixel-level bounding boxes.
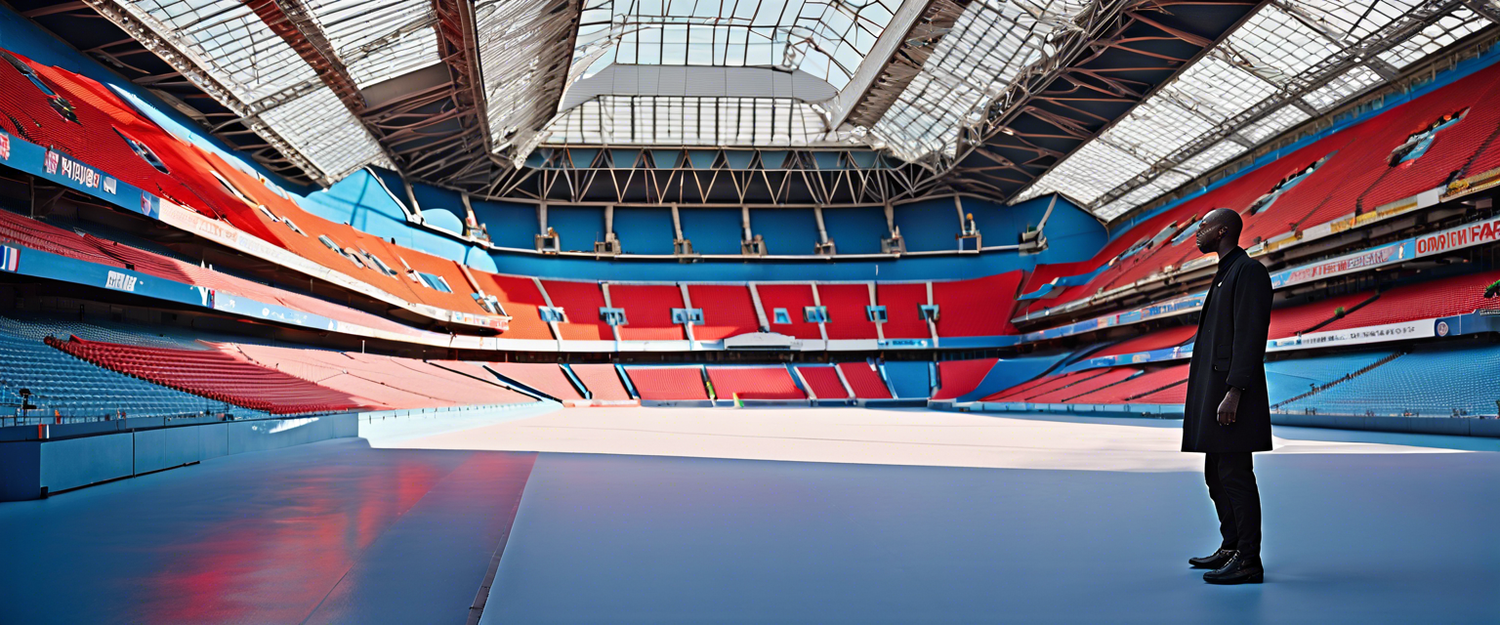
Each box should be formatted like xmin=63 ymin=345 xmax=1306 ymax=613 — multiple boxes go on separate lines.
xmin=1205 ymin=452 xmax=1261 ymax=560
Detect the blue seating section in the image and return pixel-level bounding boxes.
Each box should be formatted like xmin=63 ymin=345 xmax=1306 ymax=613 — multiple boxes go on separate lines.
xmin=680 ymin=207 xmax=744 ymax=255
xmin=1280 ymin=344 xmax=1500 ymax=416
xmin=750 ymin=208 xmax=818 ymax=256
xmin=893 ymin=200 xmax=961 ymax=252
xmin=0 ymin=330 xmax=269 ymax=419
xmin=614 ymin=207 xmax=676 ymax=255
xmin=1264 ymin=351 xmax=1394 ymax=405
xmin=547 ymin=205 xmax=607 ymax=252
xmin=821 ymin=206 xmax=887 ymax=255
xmin=883 ymin=361 xmax=933 ymax=399
xmin=0 ymin=316 xmax=211 ymax=350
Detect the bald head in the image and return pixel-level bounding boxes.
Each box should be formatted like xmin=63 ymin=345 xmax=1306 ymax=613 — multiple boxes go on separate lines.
xmin=1195 ymin=208 xmax=1243 ymax=254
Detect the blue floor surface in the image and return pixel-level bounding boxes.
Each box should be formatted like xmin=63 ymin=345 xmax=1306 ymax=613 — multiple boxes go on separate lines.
xmin=0 ymin=413 xmax=1496 ymax=624
xmin=485 ymin=451 xmax=1500 ymax=624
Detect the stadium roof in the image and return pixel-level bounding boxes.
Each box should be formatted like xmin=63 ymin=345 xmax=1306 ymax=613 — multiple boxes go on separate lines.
xmin=20 ymin=0 xmax=1500 ymax=217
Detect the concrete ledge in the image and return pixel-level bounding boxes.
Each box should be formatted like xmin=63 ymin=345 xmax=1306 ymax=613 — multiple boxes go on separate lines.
xmin=642 ymin=400 xmax=716 ymax=408
xmin=857 ymin=398 xmax=928 ymax=408
xmin=712 ymin=399 xmax=812 ymax=408
xmin=0 ymin=413 xmax=358 ymax=501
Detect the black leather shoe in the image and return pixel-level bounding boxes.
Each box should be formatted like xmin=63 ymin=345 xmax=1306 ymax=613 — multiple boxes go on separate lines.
xmin=1188 ymin=548 xmax=1236 ymax=569
xmin=1203 ymin=553 xmax=1264 ymax=585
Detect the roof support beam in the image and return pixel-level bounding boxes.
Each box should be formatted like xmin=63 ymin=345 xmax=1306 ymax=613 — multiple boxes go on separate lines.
xmin=81 ymin=0 xmax=326 ymax=182
xmin=828 ymin=0 xmax=957 ymax=129
xmin=243 ymin=0 xmax=405 ymax=170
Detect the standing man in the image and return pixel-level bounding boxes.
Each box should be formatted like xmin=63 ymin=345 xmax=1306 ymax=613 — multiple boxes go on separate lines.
xmin=1183 ymin=208 xmax=1273 ymax=585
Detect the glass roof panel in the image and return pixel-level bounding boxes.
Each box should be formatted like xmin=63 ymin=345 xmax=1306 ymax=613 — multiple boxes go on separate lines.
xmin=575 ymin=0 xmax=900 ymax=91
xmin=259 ymin=88 xmax=392 ymax=179
xmin=544 ymin=96 xmax=838 ymax=146
xmin=1302 ymin=65 xmax=1384 ymax=111
xmin=1379 ymin=9 xmax=1490 ymax=69
xmin=1175 ymin=139 xmax=1247 ymax=177
xmin=310 ymin=0 xmax=440 ymax=88
xmin=1239 ymin=105 xmax=1311 ymax=145
xmin=1221 ymin=6 xmax=1342 ymax=82
xmin=870 ymin=0 xmax=1083 ymax=161
xmin=1019 ymin=139 xmax=1152 ymax=205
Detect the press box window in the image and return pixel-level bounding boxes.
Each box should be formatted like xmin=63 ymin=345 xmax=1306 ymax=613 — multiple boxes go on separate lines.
xmin=866 ymin=305 xmax=887 ymax=323
xmin=772 ymin=308 xmax=791 ymax=324
xmin=803 ymin=306 xmax=829 ymax=323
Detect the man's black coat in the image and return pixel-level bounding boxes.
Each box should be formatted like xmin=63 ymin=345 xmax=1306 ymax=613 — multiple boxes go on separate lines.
xmin=1183 ymin=246 xmax=1274 ymax=453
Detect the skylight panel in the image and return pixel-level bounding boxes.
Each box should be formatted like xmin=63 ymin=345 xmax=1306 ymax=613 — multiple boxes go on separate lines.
xmin=1239 ymin=105 xmax=1311 ymax=144
xmin=127 ymin=0 xmax=316 ymax=100
xmin=1020 ymin=140 xmax=1152 ymax=205
xmin=545 ymin=96 xmax=835 ymax=146
xmin=312 ymin=0 xmax=440 ymax=88
xmin=1168 ymin=56 xmax=1277 ymax=120
xmin=260 ymin=89 xmax=391 ymax=179
xmin=578 ymin=0 xmax=898 ymax=92
xmin=1105 ymin=98 xmax=1216 ymax=163
xmin=1378 ymin=9 xmax=1489 ymax=69
xmin=872 ymin=0 xmax=1062 ymax=161
xmin=1175 ymin=139 xmax=1247 ymax=177
xmin=1302 ymin=65 xmax=1383 ymax=111
xmin=1221 ymin=6 xmax=1342 ymax=82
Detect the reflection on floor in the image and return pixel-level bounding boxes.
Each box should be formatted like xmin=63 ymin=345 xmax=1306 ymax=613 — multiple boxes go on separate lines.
xmin=0 ymin=407 xmax=1495 ymax=624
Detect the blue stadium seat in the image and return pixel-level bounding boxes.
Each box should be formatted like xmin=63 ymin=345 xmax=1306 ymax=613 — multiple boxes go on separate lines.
xmin=1279 ymin=344 xmax=1500 ymax=417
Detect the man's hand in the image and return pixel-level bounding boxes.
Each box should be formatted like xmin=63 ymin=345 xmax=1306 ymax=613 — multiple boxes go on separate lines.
xmin=1217 ymin=387 xmax=1242 ymax=426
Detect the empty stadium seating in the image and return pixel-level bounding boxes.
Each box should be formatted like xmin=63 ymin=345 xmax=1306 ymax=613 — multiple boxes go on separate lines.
xmin=1064 ymin=364 xmax=1187 ymax=404
xmin=570 ymin=364 xmax=633 ymax=401
xmin=472 ymin=274 xmax=554 ymax=340
xmin=609 ymin=284 xmax=687 ymax=341
xmin=1318 ymin=270 xmax=1500 ymax=331
xmin=687 ymin=284 xmax=759 ymax=341
xmin=705 ymin=366 xmax=806 ymax=400
xmin=930 ymin=358 xmax=998 ymax=400
xmin=817 ymin=283 xmax=878 ymax=340
xmin=48 ymin=336 xmax=366 ymax=414
xmin=485 ymin=362 xmax=583 ymax=401
xmin=1025 ymin=367 xmax=1140 ymax=403
xmin=624 ymin=366 xmax=709 ymax=400
xmin=542 ymin=280 xmax=613 ymax=340
xmin=1087 ymin=325 xmax=1197 ymax=359
xmin=794 ymin=365 xmax=851 ymax=399
xmin=875 ymin=283 xmax=930 ymax=340
xmin=836 ymin=361 xmax=892 ymax=399
xmin=1278 ymin=344 xmax=1500 ymax=416
xmin=932 ymin=273 xmax=1022 ymax=337
xmin=0 ymin=329 xmax=263 ymax=419
xmin=755 ymin=283 xmax=823 ymax=339
xmin=882 ymin=360 xmax=932 ymax=398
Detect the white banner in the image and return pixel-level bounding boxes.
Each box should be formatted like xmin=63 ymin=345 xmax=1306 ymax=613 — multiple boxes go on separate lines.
xmin=1267 ymin=318 xmax=1436 ymax=351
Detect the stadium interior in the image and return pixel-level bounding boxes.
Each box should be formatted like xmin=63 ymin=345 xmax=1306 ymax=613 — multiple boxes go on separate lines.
xmin=0 ymin=0 xmax=1497 ymax=622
